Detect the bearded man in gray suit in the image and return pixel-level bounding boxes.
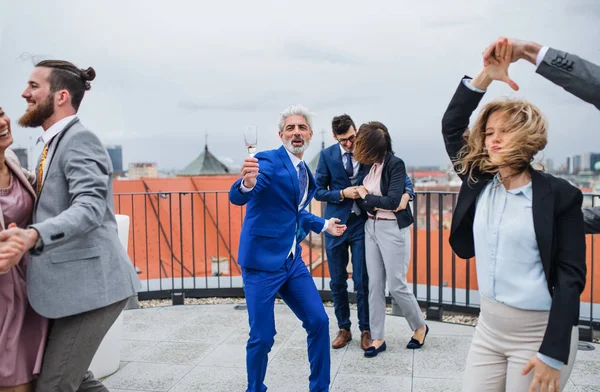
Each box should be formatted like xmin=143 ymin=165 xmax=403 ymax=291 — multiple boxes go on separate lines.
xmin=482 ymin=37 xmax=600 ymax=234
xmin=0 ymin=60 xmax=140 ymax=392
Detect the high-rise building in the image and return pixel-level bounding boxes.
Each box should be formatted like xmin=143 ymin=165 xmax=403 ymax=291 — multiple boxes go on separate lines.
xmin=590 ymin=153 xmax=600 ymax=172
xmin=571 ymin=155 xmax=582 ymax=174
xmin=106 ymin=145 xmax=123 ymax=174
xmin=128 ymin=162 xmax=158 ymax=179
xmin=11 ymin=148 xmax=28 ymax=170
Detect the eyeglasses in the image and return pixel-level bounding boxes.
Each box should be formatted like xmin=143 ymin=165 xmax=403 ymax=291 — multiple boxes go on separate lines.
xmin=337 ymin=134 xmax=356 ymax=145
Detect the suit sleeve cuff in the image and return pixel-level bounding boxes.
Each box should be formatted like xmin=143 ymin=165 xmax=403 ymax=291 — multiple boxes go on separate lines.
xmin=462 ymin=78 xmax=486 ymax=93
xmin=27 ymin=226 xmax=44 ymax=255
xmin=535 ymin=46 xmax=550 ymax=68
xmin=536 ymin=353 xmax=563 ymax=370
xmin=239 ymin=180 xmax=254 ymax=193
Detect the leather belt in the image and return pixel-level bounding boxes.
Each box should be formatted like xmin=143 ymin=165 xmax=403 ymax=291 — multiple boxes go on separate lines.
xmin=367 ymin=214 xmax=395 ymax=221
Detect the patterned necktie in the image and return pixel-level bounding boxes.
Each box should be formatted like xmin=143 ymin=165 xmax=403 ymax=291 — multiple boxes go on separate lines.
xmin=344 ymin=152 xmax=354 ymax=177
xmin=297 ymin=161 xmax=307 ymax=205
xmin=37 ymin=145 xmax=49 ymax=196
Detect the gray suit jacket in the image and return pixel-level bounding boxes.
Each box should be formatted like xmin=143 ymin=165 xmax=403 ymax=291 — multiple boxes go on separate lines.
xmin=537 ymin=47 xmax=600 ymax=234
xmin=27 ymin=118 xmax=140 ymax=318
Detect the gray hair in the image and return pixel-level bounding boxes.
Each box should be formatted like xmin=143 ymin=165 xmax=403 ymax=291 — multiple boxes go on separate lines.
xmin=278 ymin=104 xmax=314 ymax=132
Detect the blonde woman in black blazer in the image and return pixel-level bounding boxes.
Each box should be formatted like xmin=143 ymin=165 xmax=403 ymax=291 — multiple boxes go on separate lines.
xmin=442 ymin=39 xmax=586 ymax=391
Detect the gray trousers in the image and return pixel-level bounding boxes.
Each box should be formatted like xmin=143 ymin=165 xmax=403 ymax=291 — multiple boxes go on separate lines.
xmin=365 ymin=219 xmax=425 ymax=340
xmin=35 ymin=298 xmax=128 ymax=392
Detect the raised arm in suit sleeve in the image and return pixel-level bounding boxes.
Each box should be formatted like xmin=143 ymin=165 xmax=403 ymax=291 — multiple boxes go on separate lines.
xmin=229 ymin=153 xmax=274 ymax=206
xmin=441 ymin=77 xmax=486 ymax=181
xmin=29 ymin=130 xmax=110 ymax=251
xmin=536 ymin=47 xmax=600 ymax=110
xmin=315 ymin=151 xmax=341 ymax=203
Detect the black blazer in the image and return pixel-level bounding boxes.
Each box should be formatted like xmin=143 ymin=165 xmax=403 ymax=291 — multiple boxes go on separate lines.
xmin=442 ymin=78 xmax=587 ymax=364
xmin=357 ymin=152 xmax=414 ymax=229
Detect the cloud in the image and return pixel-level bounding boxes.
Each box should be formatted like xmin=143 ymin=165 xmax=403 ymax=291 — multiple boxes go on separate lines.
xmin=279 ymin=42 xmax=360 ymax=65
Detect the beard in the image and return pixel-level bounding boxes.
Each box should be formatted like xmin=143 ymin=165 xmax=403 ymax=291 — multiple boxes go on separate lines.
xmin=18 ymin=95 xmax=55 ymax=128
xmin=284 ymin=137 xmax=311 ymax=155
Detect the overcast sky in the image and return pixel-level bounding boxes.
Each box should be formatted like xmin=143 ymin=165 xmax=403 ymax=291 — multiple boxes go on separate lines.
xmin=1 ymin=0 xmax=599 ymax=171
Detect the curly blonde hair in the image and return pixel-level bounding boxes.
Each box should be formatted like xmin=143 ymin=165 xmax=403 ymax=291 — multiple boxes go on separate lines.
xmin=454 ymin=98 xmax=548 ymax=182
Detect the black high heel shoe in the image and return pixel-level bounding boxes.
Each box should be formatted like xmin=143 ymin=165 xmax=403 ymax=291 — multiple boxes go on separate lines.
xmin=364 ymin=341 xmax=387 ymax=358
xmin=406 ymin=325 xmax=429 ymax=349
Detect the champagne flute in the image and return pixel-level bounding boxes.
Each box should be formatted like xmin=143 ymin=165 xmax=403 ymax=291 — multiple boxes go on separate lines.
xmin=244 ymin=126 xmax=258 ymax=157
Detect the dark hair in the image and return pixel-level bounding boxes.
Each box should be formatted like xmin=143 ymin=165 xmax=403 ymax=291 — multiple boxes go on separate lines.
xmin=35 ymin=60 xmax=96 ymax=111
xmin=331 ymin=114 xmax=356 ymax=136
xmin=353 ymin=121 xmax=393 ymax=165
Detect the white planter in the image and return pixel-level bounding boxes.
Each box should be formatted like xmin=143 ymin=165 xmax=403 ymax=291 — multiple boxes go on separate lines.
xmin=88 ymin=214 xmax=130 ymax=378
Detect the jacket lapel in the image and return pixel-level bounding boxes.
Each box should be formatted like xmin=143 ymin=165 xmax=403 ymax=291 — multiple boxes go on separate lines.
xmin=278 ymin=146 xmax=300 ymax=207
xmin=333 ymin=146 xmax=352 ymax=187
xmin=451 ymin=174 xmax=491 ymax=235
xmin=530 ymin=168 xmax=553 ymax=277
xmin=5 ymin=157 xmax=36 ymax=199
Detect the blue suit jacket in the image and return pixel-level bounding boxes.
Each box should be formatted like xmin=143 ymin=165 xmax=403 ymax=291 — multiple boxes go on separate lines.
xmin=315 ymin=144 xmax=415 ymax=225
xmin=230 ymin=146 xmax=326 ymax=271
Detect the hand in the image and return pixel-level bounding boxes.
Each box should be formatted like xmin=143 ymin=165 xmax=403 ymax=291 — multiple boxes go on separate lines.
xmin=483 ymin=37 xmax=527 ymax=65
xmin=356 ymin=186 xmax=368 ymax=199
xmin=0 ymin=223 xmax=39 ymax=252
xmin=482 ymin=38 xmax=519 ymax=91
xmin=0 ymin=230 xmax=26 ymax=274
xmin=522 ymin=355 xmax=560 ymax=392
xmin=240 ymin=157 xmax=259 ymax=189
xmin=325 ymin=218 xmax=347 ymax=237
xmin=394 ymin=193 xmax=410 ymax=212
xmin=342 ymin=186 xmax=360 ymax=200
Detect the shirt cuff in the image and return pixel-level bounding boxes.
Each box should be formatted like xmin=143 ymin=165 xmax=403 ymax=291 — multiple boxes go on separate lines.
xmin=239 ymin=180 xmax=254 ymax=193
xmin=537 ymin=353 xmax=563 ymax=370
xmin=462 ymin=78 xmax=486 ymax=93
xmin=321 ymin=219 xmax=330 ymax=234
xmin=535 ymin=46 xmax=550 ymax=68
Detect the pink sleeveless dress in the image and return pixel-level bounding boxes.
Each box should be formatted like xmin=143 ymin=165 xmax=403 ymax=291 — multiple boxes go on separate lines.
xmin=0 ymin=170 xmax=48 ymax=387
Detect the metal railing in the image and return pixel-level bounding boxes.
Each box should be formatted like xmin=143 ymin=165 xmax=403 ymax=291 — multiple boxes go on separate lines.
xmin=114 ymin=190 xmax=599 ymax=340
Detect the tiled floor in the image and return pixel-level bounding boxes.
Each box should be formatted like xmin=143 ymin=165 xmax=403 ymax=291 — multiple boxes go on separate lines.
xmin=103 ymin=304 xmax=600 ymax=391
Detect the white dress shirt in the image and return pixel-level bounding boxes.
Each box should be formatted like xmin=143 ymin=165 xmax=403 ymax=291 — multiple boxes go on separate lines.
xmin=37 ymin=115 xmax=77 ymax=186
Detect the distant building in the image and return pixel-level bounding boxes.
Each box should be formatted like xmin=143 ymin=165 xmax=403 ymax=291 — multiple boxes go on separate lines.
xmin=178 ymin=145 xmax=230 ymax=176
xmin=591 ymin=153 xmax=600 ymax=172
xmin=582 ymin=152 xmax=591 ymax=171
xmin=571 ymin=155 xmax=582 ymax=174
xmin=107 ymin=145 xmax=123 ymax=174
xmin=129 ymin=162 xmax=158 ymax=179
xmin=12 ymin=148 xmax=28 ymax=170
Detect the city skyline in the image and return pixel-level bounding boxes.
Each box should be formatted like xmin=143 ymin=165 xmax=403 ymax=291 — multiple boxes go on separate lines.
xmin=1 ymin=1 xmax=599 ymax=171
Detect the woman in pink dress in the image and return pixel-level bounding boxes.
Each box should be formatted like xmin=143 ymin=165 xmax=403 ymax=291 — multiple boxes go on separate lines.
xmin=0 ymin=107 xmax=48 ymax=392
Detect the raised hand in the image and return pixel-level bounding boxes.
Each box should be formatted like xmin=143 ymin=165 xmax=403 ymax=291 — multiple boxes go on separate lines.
xmin=483 ymin=38 xmax=520 ymax=91
xmin=240 ymin=157 xmax=259 ymax=189
xmin=483 ymin=37 xmax=527 ymax=66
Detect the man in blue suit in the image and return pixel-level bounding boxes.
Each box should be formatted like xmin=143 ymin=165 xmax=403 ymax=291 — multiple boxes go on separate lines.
xmin=230 ymin=105 xmax=347 ymax=392
xmin=315 ymin=114 xmax=416 ymax=351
